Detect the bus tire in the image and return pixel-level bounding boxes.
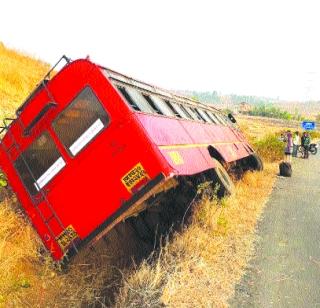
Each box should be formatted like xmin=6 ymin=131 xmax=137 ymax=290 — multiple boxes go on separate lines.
xmin=211 ymin=159 xmax=235 ymax=198
xmin=247 ymin=154 xmax=263 ymax=171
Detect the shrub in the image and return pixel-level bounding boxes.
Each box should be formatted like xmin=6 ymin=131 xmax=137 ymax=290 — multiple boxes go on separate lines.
xmin=0 ymin=171 xmax=7 ymax=187
xmin=248 ymin=104 xmax=301 ymax=121
xmin=253 ymin=134 xmax=284 ymax=162
xmin=308 ymin=130 xmax=320 ymax=140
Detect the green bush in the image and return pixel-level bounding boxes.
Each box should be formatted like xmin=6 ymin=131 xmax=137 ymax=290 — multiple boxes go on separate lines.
xmin=0 ymin=172 xmax=7 ymax=187
xmin=248 ymin=104 xmax=302 ymax=121
xmin=308 ymin=130 xmax=320 ymax=140
xmin=253 ymin=134 xmax=284 ymax=162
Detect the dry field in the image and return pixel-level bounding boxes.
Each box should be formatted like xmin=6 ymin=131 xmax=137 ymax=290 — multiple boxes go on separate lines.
xmin=0 ymin=42 xmax=49 ymax=122
xmin=0 ymin=43 xmax=293 ymax=307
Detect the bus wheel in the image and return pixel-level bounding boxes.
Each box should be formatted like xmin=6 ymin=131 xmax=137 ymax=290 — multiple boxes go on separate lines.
xmin=211 ymin=159 xmax=235 ymax=198
xmin=247 ymin=154 xmax=264 ymax=171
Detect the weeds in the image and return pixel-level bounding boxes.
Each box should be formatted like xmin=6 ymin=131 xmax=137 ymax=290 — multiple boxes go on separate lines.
xmin=309 ymin=130 xmax=320 ymax=139
xmin=0 ymin=172 xmax=7 ymax=188
xmin=0 ymin=42 xmax=49 ymax=121
xmin=253 ymin=134 xmax=284 ymax=162
xmin=115 ymin=164 xmax=277 ymax=307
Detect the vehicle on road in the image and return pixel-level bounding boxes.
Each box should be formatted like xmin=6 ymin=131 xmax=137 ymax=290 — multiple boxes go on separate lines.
xmin=0 ymin=56 xmax=263 ymax=262
xmin=298 ymin=143 xmax=318 ymax=156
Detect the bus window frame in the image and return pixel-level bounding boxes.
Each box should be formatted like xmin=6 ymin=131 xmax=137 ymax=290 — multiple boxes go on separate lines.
xmin=124 ymin=86 xmax=155 ymax=114
xmin=149 ymin=95 xmax=176 ymax=117
xmin=14 ymin=130 xmax=66 ymax=196
xmin=204 ymin=110 xmax=218 ymax=124
xmin=142 ymin=93 xmax=163 ymax=115
xmin=115 ymin=82 xmax=230 ymax=128
xmin=52 ymin=85 xmax=111 ymax=158
xmin=117 ymin=86 xmax=141 ymax=111
xmin=175 ymin=103 xmax=192 ymax=119
xmin=198 ymin=108 xmax=214 ymax=123
xmin=164 ymin=100 xmax=182 ymax=118
xmin=194 ymin=108 xmax=209 ymax=122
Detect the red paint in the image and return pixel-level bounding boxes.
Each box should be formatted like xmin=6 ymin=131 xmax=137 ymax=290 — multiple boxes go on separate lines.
xmin=0 ymin=58 xmax=254 ymax=261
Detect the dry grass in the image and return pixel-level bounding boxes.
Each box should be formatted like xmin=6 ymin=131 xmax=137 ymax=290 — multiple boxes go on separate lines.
xmin=0 ymin=195 xmax=110 ymax=307
xmin=0 ymin=41 xmax=49 ymax=121
xmin=237 ymin=115 xmax=301 ymax=140
xmin=115 ymin=164 xmax=277 ymax=307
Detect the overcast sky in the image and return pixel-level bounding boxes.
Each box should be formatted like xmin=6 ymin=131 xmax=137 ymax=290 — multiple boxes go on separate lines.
xmin=1 ymin=0 xmax=320 ymax=101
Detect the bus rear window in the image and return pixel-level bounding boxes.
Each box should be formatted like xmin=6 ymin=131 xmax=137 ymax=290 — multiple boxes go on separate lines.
xmin=14 ymin=132 xmax=65 ymax=195
xmin=52 ymin=86 xmax=109 ymax=156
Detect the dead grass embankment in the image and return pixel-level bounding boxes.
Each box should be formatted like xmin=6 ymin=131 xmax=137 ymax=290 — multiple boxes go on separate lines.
xmin=0 ymin=196 xmax=111 ymax=307
xmin=115 ymin=163 xmax=277 ymax=307
xmin=0 ymin=42 xmax=49 ymax=121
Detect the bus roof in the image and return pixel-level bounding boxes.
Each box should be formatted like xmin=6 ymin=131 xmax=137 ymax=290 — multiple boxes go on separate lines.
xmin=100 ymin=66 xmax=222 ymax=113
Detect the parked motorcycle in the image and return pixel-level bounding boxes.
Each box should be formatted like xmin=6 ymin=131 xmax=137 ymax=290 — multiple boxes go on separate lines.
xmin=298 ymin=143 xmax=318 ymax=156
xmin=309 ymin=143 xmax=318 ymax=155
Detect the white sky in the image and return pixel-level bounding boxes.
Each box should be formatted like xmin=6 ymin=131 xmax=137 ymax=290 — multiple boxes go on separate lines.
xmin=1 ymin=0 xmax=320 ymax=101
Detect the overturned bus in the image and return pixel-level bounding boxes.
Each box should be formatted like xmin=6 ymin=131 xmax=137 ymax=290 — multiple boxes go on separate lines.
xmin=0 ymin=56 xmax=262 ymax=262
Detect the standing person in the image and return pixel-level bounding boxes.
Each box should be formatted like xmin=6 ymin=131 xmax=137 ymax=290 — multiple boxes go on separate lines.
xmin=284 ymin=130 xmax=293 ymax=162
xmin=301 ymin=132 xmax=311 ymax=159
xmin=292 ymin=131 xmax=300 ymax=157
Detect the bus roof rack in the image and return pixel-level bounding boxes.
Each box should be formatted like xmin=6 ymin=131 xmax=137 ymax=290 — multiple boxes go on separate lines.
xmin=15 ymin=55 xmax=71 ymax=116
xmin=0 ymin=118 xmax=16 ymax=140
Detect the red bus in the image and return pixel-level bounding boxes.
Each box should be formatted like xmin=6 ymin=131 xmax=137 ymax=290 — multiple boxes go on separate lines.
xmin=0 ymin=56 xmax=262 ymax=262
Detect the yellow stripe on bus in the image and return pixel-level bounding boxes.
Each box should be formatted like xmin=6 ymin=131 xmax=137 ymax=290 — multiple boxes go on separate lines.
xmin=158 ymin=141 xmax=243 ymax=150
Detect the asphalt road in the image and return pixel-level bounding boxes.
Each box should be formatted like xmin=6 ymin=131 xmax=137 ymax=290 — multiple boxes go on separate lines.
xmin=230 ymin=154 xmax=320 ymax=307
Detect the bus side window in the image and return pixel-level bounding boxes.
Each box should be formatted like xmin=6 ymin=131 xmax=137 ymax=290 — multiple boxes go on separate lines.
xmin=150 ymin=95 xmax=176 ymax=117
xmin=142 ymin=94 xmax=163 ymax=115
xmin=209 ymin=111 xmax=223 ymax=125
xmin=205 ymin=110 xmax=217 ymax=124
xmin=186 ymin=106 xmax=201 ymax=121
xmin=180 ymin=104 xmax=193 ymax=119
xmin=125 ymin=87 xmax=155 ymax=114
xmin=198 ymin=109 xmax=213 ymax=123
xmin=52 ymin=86 xmax=110 ymax=157
xmin=165 ymin=101 xmax=182 ymax=118
xmin=216 ymin=113 xmax=228 ymax=125
xmin=172 ymin=102 xmax=192 ymax=119
xmin=195 ymin=108 xmax=207 ymax=122
xmin=117 ymin=86 xmax=141 ymax=111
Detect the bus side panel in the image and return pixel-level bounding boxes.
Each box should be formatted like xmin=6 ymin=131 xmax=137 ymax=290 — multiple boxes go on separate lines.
xmin=136 ymin=114 xmax=215 ymax=173
xmin=136 ymin=114 xmax=194 ymax=145
xmin=136 ymin=114 xmax=252 ymax=174
xmin=159 ymin=147 xmax=215 ymax=175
